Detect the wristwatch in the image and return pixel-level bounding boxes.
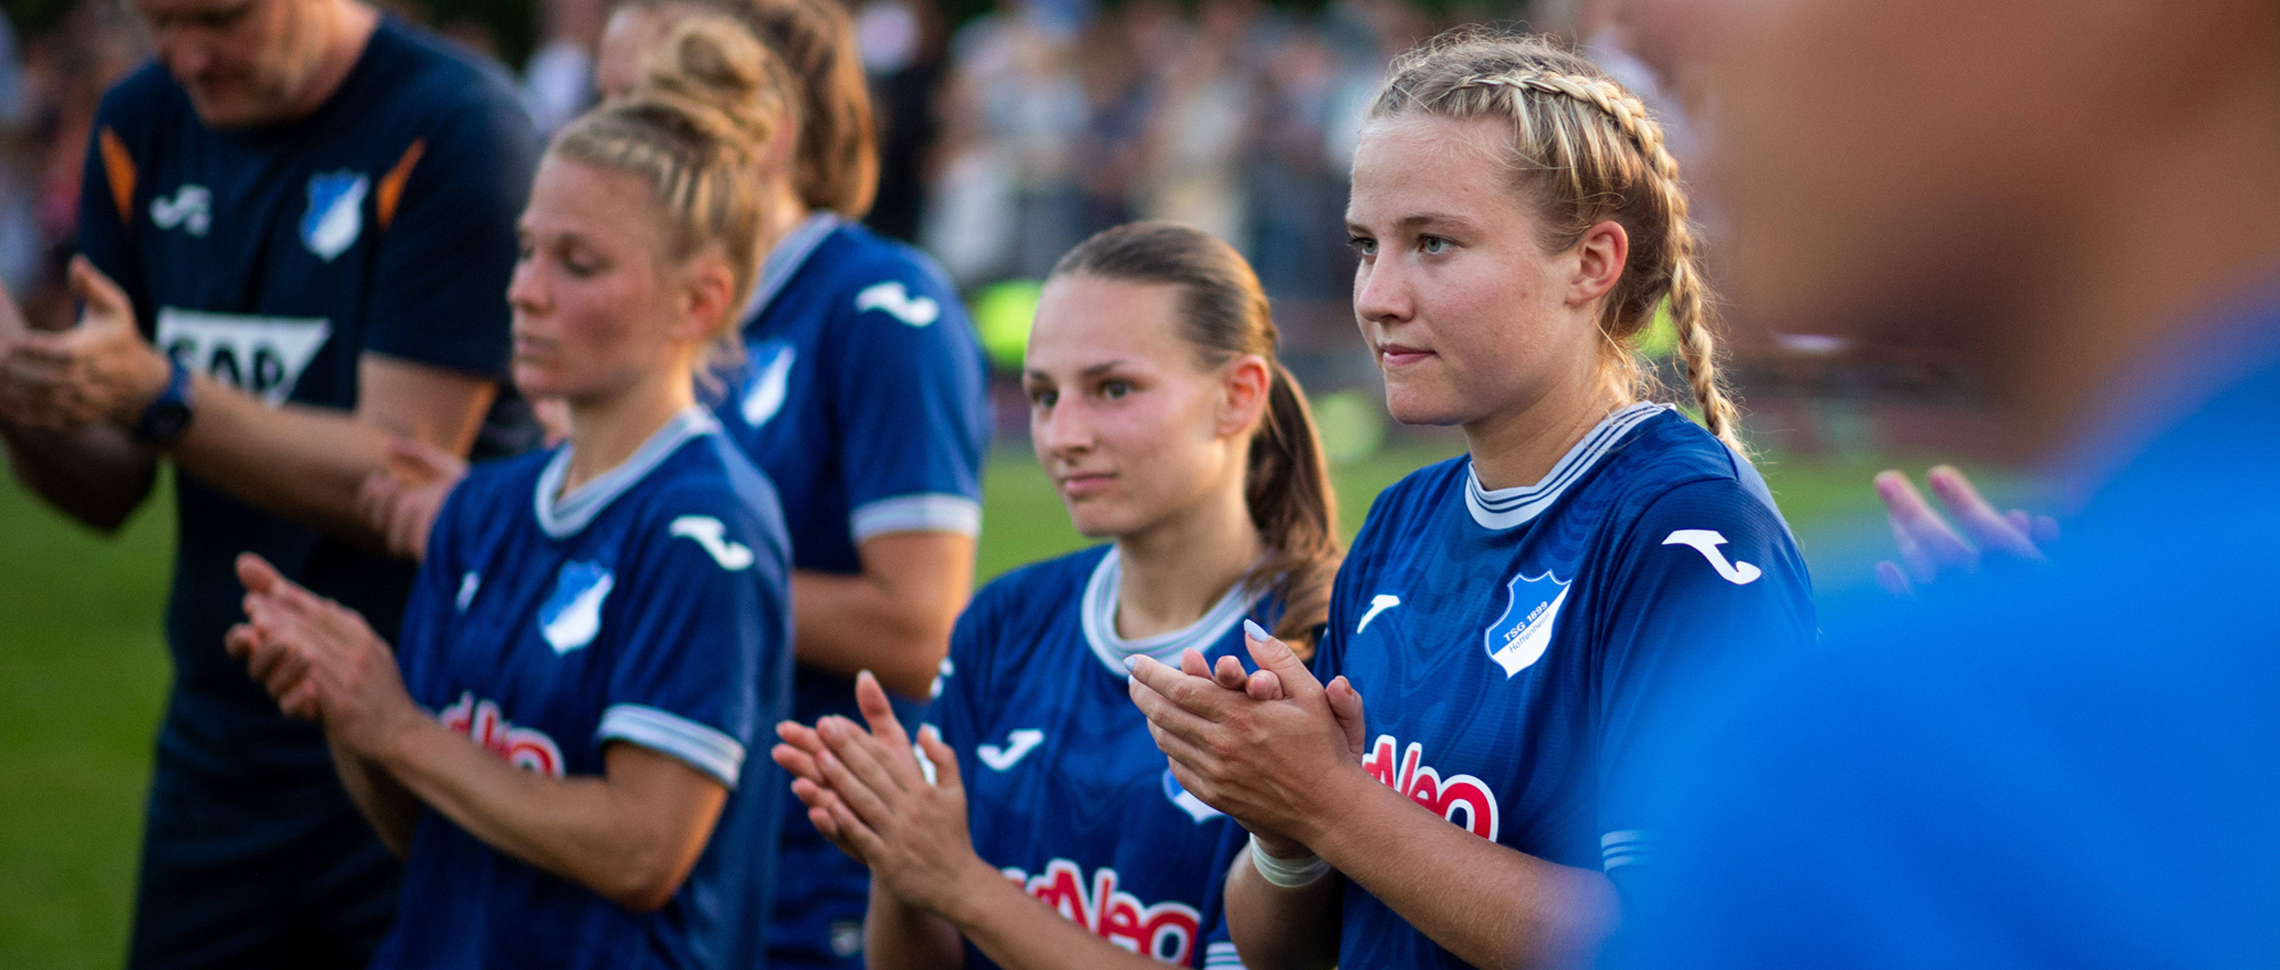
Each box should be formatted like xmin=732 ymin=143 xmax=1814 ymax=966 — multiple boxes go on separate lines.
xmin=132 ymin=357 xmax=195 ymax=446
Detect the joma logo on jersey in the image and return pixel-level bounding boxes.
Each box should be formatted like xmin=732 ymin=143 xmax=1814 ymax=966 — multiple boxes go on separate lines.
xmin=1363 ymin=735 xmax=1501 ymax=841
xmin=999 ymin=859 xmax=1201 ymax=964
xmin=438 ymin=691 xmax=565 ymax=777
xmin=155 ymin=307 xmax=331 ymax=406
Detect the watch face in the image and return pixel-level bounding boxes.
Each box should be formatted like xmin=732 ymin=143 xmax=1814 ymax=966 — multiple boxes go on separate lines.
xmin=144 ymin=403 xmax=192 ymax=444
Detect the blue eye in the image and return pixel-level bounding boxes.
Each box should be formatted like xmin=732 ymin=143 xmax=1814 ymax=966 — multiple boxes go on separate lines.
xmin=1102 ymin=381 xmax=1133 ymax=400
xmin=1420 ymin=236 xmax=1451 ymax=255
xmin=1348 ymin=235 xmax=1378 ymax=257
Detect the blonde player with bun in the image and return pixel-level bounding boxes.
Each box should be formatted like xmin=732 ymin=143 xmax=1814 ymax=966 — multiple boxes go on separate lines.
xmin=224 ymin=20 xmax=801 ymax=968
xmin=1127 ymin=30 xmax=1815 ymax=969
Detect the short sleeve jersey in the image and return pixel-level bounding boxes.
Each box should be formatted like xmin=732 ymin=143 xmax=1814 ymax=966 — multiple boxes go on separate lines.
xmin=380 ymin=408 xmax=794 ymax=970
xmin=928 ymin=547 xmax=1259 ymax=969
xmin=75 ymin=17 xmax=539 ymax=779
xmin=1313 ymin=404 xmax=1816 ymax=967
xmin=706 ymin=212 xmax=990 ymax=960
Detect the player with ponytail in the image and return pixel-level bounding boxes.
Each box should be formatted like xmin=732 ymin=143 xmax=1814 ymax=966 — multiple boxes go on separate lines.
xmin=773 ymin=222 xmax=1341 ymax=969
xmin=1126 ymin=30 xmax=1815 ymax=969
xmin=224 ymin=20 xmax=797 ymax=968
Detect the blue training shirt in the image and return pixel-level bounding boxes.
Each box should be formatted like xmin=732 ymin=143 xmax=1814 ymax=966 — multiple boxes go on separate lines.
xmin=706 ymin=212 xmax=991 ymax=966
xmin=75 ymin=15 xmax=538 ymax=781
xmin=379 ymin=408 xmax=794 ymax=970
xmin=1313 ymin=403 xmax=1815 ymax=967
xmin=929 ymin=546 xmax=1256 ymax=969
xmin=1607 ymin=294 xmax=2280 ymax=969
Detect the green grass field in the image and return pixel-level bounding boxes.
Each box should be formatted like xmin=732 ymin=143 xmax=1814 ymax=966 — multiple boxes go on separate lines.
xmin=0 ymin=440 xmax=1976 ymax=967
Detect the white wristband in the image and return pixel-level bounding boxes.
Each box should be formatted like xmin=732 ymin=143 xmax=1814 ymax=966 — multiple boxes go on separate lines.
xmin=1249 ymin=834 xmax=1331 ymax=889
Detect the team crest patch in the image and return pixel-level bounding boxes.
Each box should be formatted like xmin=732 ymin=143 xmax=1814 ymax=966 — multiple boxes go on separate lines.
xmin=1483 ymin=571 xmax=1569 ymax=677
xmin=300 ymin=171 xmax=369 ymax=261
xmin=538 ymin=560 xmax=614 ymax=653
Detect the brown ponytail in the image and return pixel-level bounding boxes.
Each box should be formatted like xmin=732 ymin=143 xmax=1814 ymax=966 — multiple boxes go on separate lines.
xmin=1052 ymin=222 xmax=1343 ymax=655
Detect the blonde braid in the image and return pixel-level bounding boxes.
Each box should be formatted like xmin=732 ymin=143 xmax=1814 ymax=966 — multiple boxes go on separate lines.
xmin=1499 ymin=73 xmax=1749 ymax=454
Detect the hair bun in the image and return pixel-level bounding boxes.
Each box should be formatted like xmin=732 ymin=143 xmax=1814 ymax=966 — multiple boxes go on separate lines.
xmin=626 ymin=16 xmax=789 ymax=162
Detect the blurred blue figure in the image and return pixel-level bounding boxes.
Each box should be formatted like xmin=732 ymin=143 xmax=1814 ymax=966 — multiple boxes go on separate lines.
xmin=1609 ymin=0 xmax=2280 ymax=966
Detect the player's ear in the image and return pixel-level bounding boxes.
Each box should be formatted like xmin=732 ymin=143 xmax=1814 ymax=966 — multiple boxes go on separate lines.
xmin=1216 ymin=353 xmax=1272 ymax=439
xmin=674 ymin=252 xmax=736 ymax=345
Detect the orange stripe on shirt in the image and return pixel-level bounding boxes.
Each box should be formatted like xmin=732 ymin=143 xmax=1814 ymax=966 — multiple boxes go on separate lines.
xmin=376 ymin=139 xmax=427 ymax=230
xmin=98 ymin=126 xmax=136 ymax=224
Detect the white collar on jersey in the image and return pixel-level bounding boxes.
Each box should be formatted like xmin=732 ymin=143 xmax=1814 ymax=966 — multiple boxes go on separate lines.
xmin=1080 ymin=546 xmax=1263 ymax=677
xmin=1464 ymin=402 xmax=1670 ymax=531
xmin=742 ymin=211 xmax=843 ymax=323
xmin=533 ymin=406 xmax=719 ymax=539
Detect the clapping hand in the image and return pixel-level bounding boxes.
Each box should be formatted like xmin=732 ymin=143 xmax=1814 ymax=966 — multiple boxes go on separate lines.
xmin=0 ymin=257 xmax=170 ymax=431
xmin=224 ymin=553 xmax=422 ymax=756
xmin=359 ymin=437 xmax=469 ymax=560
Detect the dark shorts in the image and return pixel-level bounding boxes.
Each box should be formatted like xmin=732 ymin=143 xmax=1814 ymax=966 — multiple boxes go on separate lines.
xmin=127 ymin=753 xmax=401 ymax=970
xmin=765 ymin=791 xmax=871 ymax=970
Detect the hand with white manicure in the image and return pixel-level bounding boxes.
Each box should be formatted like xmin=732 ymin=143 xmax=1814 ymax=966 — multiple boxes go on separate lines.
xmin=1126 ymin=619 xmax=1368 ymax=859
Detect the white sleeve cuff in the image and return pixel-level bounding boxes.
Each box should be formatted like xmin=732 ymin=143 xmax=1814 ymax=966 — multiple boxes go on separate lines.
xmin=597 ymin=704 xmax=747 ymax=788
xmin=1601 ymin=829 xmax=1650 ymax=871
xmin=1203 ymin=941 xmax=1246 ymax=968
xmin=850 ymin=493 xmax=982 ymax=542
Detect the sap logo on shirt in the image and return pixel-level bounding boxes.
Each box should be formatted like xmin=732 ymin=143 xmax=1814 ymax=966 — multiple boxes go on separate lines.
xmin=854 ymin=280 xmax=941 ymax=327
xmin=538 ymin=560 xmax=614 ymax=653
xmin=1000 ymin=859 xmax=1203 ymax=965
xmin=300 ymin=171 xmax=368 ymax=261
xmin=1483 ymin=571 xmax=1569 ymax=677
xmin=1662 ymin=529 xmax=1762 ymax=585
xmin=977 ymin=728 xmax=1045 ymax=771
xmin=438 ymin=691 xmax=565 ymax=776
xmin=1161 ymin=768 xmax=1223 ymax=823
xmin=150 ymin=185 xmax=212 ymax=236
xmin=1362 ymin=734 xmax=1501 ymax=841
xmin=156 ymin=307 xmax=332 ymax=406
xmin=669 ymin=515 xmax=754 ymax=571
xmin=740 ymin=340 xmax=795 ymax=428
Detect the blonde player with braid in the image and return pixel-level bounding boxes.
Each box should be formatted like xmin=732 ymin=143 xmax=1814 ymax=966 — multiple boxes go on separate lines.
xmin=1126 ymin=30 xmax=1815 ymax=969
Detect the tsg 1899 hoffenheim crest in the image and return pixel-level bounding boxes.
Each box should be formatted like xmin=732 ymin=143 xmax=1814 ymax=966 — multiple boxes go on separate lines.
xmin=300 ymin=171 xmax=369 ymax=262
xmin=1483 ymin=570 xmax=1570 ymax=677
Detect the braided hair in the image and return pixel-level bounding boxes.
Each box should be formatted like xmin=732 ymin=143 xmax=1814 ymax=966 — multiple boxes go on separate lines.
xmin=1369 ymin=29 xmax=1745 ymax=452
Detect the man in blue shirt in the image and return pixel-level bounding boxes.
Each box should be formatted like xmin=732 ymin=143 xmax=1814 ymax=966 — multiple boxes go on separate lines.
xmin=1610 ymin=0 xmax=2280 ymax=965
xmin=0 ymin=0 xmax=536 ymax=964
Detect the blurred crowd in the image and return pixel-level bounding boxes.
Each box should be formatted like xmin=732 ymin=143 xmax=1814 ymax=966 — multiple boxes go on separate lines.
xmin=0 ymin=0 xmax=1679 ymax=335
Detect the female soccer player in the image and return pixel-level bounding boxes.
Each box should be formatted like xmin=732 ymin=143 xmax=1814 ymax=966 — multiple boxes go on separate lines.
xmin=772 ymin=222 xmax=1348 ymax=969
xmin=225 ymin=21 xmax=796 ymax=968
xmin=1125 ymin=32 xmax=1817 ymax=970
xmin=362 ymin=5 xmax=988 ymax=962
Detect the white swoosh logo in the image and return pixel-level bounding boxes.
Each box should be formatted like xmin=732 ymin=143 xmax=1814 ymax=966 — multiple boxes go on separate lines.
xmin=669 ymin=515 xmax=754 ymax=571
xmin=854 ymin=280 xmax=941 ymax=327
xmin=740 ymin=343 xmax=795 ymax=427
xmin=977 ymin=729 xmax=1044 ymax=771
xmin=1357 ymin=594 xmax=1401 ymax=634
xmin=1662 ymin=529 xmax=1763 ymax=585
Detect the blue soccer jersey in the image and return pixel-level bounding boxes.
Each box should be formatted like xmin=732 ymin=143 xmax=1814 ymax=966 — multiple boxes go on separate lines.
xmin=929 ymin=546 xmax=1258 ymax=969
xmin=1312 ymin=403 xmax=1815 ymax=967
xmin=77 ymin=17 xmax=539 ymax=781
xmin=378 ymin=408 xmax=794 ymax=970
xmin=706 ymin=212 xmax=991 ymax=966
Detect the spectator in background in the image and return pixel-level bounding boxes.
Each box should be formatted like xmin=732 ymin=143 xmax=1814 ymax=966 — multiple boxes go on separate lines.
xmin=522 ymin=0 xmax=608 ymax=137
xmin=854 ymin=0 xmax=948 ymax=242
